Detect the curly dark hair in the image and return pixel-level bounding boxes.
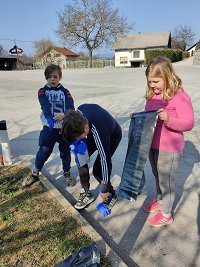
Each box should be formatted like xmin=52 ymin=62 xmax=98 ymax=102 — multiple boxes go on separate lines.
xmin=61 ymin=110 xmax=88 ymax=143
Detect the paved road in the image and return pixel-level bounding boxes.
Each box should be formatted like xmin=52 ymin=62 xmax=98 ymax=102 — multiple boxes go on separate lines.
xmin=0 ymin=63 xmax=200 ymax=266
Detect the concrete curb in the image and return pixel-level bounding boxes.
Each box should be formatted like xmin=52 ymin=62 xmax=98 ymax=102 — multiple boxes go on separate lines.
xmin=38 ymin=171 xmax=128 ymax=267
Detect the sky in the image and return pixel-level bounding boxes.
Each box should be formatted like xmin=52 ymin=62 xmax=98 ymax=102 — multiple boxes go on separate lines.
xmin=0 ymin=0 xmax=199 ymax=57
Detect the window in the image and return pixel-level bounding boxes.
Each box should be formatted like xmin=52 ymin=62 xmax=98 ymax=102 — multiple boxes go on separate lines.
xmin=133 ymin=51 xmax=140 ymax=58
xmin=120 ymin=56 xmax=128 ymax=64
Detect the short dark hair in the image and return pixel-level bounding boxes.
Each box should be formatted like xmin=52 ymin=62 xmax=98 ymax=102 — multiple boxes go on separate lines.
xmin=44 ymin=64 xmax=62 ymax=79
xmin=61 ymin=110 xmax=88 ymax=143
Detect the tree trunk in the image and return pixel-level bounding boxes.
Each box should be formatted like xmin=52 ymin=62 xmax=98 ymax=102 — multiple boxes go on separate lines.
xmin=88 ymin=49 xmax=93 ymax=68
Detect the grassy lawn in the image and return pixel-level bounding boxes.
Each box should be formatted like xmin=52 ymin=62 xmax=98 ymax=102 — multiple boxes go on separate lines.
xmin=0 ymin=162 xmax=112 ymax=267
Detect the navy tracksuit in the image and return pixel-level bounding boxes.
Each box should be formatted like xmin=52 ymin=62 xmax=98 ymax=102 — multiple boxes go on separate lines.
xmin=77 ymin=104 xmax=122 ymax=193
xmin=34 ymin=84 xmax=74 ymax=173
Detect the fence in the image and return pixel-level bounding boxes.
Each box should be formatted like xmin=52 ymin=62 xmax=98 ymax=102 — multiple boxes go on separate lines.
xmin=32 ymin=59 xmax=115 ymax=69
xmin=66 ymin=59 xmax=115 ymax=69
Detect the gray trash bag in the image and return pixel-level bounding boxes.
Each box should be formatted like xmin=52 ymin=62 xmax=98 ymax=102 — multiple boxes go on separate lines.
xmin=118 ymin=110 xmax=158 ymax=201
xmin=55 ymin=243 xmax=100 ymax=267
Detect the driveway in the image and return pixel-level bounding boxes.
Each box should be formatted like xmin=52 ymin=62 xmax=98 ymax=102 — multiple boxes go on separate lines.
xmin=0 ymin=63 xmax=200 ymax=266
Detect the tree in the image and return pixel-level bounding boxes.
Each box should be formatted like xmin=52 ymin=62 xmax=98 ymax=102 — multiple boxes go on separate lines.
xmin=172 ymin=24 xmax=196 ymax=51
xmin=0 ymin=44 xmax=7 ymax=55
xmin=56 ymin=0 xmax=133 ymax=67
xmin=77 ymin=51 xmax=90 ymax=60
xmin=33 ymin=38 xmax=55 ymax=56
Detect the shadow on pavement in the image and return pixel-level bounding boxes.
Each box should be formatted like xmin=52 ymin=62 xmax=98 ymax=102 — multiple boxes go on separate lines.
xmin=173 ymin=140 xmax=200 ymax=212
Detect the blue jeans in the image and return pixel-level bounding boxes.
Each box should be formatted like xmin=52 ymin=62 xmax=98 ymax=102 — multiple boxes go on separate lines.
xmin=34 ymin=126 xmax=71 ymax=173
xmin=118 ymin=110 xmax=158 ymax=201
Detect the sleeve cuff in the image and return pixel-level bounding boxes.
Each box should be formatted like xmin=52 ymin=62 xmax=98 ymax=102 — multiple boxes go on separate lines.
xmin=100 ymin=183 xmax=109 ymax=193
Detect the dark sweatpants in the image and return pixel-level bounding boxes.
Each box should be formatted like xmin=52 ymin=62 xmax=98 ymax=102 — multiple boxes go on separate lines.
xmin=34 ymin=126 xmax=71 ymax=173
xmin=79 ymin=125 xmax=122 ymax=193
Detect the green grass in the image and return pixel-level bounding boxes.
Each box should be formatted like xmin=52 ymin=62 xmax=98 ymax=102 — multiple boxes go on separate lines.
xmin=0 ymin=163 xmax=112 ymax=267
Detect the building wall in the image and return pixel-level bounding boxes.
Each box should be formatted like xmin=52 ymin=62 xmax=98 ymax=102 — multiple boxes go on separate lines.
xmin=187 ymin=46 xmax=196 ymax=56
xmin=41 ymin=49 xmax=67 ymax=68
xmin=115 ymin=49 xmax=145 ymax=67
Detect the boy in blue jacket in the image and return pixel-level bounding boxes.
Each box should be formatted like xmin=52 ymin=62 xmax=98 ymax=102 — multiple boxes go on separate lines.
xmin=62 ymin=104 xmax=122 ymax=209
xmin=22 ymin=64 xmax=75 ymax=187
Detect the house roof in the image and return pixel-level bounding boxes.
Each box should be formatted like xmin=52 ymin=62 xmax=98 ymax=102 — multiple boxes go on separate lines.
xmin=54 ymin=47 xmax=79 ymax=57
xmin=187 ymin=41 xmax=200 ymax=51
xmin=53 ymin=47 xmax=79 ymax=57
xmin=0 ymin=55 xmax=16 ymax=59
xmin=113 ymin=31 xmax=171 ymax=50
xmin=39 ymin=46 xmax=79 ymax=58
xmin=0 ymin=55 xmax=33 ymax=64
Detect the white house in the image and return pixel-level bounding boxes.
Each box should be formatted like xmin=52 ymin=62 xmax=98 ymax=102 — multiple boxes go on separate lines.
xmin=113 ymin=31 xmax=171 ymax=67
xmin=187 ymin=41 xmax=199 ymax=56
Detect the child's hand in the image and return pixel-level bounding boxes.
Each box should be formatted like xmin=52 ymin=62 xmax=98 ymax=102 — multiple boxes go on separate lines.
xmin=101 ymin=192 xmax=110 ymax=202
xmin=158 ymin=108 xmax=169 ymax=124
xmin=54 ymin=113 xmax=64 ymax=121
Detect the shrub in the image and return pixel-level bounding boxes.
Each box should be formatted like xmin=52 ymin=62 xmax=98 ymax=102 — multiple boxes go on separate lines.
xmin=145 ymin=49 xmax=182 ymax=64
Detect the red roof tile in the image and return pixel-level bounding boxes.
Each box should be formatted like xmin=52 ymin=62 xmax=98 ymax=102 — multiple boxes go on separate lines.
xmin=54 ymin=47 xmax=79 ymax=57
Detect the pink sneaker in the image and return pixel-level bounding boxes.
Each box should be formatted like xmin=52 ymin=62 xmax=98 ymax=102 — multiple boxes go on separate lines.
xmin=143 ymin=199 xmax=162 ymax=213
xmin=147 ymin=210 xmax=173 ymax=227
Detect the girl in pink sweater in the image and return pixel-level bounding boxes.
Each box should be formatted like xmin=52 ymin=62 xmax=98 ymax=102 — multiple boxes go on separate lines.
xmin=143 ymin=57 xmax=194 ymax=227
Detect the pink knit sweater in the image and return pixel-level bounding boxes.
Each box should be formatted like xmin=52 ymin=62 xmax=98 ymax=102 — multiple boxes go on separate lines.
xmin=145 ymin=88 xmax=194 ymax=152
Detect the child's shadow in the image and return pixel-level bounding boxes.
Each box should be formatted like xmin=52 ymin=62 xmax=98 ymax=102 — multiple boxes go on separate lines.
xmin=173 ymin=140 xmax=200 ymax=212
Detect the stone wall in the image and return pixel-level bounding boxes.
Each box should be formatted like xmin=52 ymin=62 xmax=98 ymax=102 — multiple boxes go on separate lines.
xmin=193 ymin=50 xmax=200 ymax=64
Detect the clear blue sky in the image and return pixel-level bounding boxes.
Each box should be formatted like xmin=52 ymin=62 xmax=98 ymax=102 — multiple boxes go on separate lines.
xmin=0 ymin=0 xmax=199 ymax=56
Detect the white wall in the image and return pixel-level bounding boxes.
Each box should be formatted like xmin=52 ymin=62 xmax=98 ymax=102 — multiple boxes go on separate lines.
xmin=187 ymin=46 xmax=196 ymax=56
xmin=115 ymin=49 xmax=145 ymax=67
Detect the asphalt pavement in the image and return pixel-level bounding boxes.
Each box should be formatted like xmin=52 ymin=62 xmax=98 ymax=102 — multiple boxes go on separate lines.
xmin=0 ymin=61 xmax=200 ymax=267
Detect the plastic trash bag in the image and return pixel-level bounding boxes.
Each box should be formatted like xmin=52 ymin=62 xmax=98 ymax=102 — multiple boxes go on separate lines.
xmin=118 ymin=110 xmax=158 ymax=201
xmin=55 ymin=243 xmax=100 ymax=267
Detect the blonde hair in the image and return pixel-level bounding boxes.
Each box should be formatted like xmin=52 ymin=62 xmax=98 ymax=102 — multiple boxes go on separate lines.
xmin=145 ymin=57 xmax=182 ymax=100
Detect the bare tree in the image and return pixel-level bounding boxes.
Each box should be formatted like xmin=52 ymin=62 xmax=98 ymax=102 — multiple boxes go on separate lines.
xmin=33 ymin=38 xmax=55 ymax=56
xmin=0 ymin=44 xmax=7 ymax=55
xmin=172 ymin=24 xmax=196 ymax=51
xmin=56 ymin=0 xmax=133 ymax=67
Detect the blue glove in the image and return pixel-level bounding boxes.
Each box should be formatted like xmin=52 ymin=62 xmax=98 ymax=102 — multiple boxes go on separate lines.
xmin=47 ymin=118 xmax=54 ymax=129
xmin=77 ymin=139 xmax=88 ymax=155
xmin=70 ymin=139 xmax=88 ymax=155
xmin=70 ymin=138 xmax=89 ymax=167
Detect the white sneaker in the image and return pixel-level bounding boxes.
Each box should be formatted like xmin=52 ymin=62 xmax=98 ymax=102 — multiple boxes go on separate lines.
xmin=74 ymin=188 xmax=94 ymax=209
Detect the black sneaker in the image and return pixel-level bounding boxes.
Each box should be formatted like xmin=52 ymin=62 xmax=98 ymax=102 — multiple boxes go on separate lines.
xmin=103 ymin=191 xmax=118 ymax=210
xmin=74 ymin=188 xmax=94 ymax=210
xmin=64 ymin=171 xmax=75 ymax=187
xmin=22 ymin=172 xmax=39 ymax=187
